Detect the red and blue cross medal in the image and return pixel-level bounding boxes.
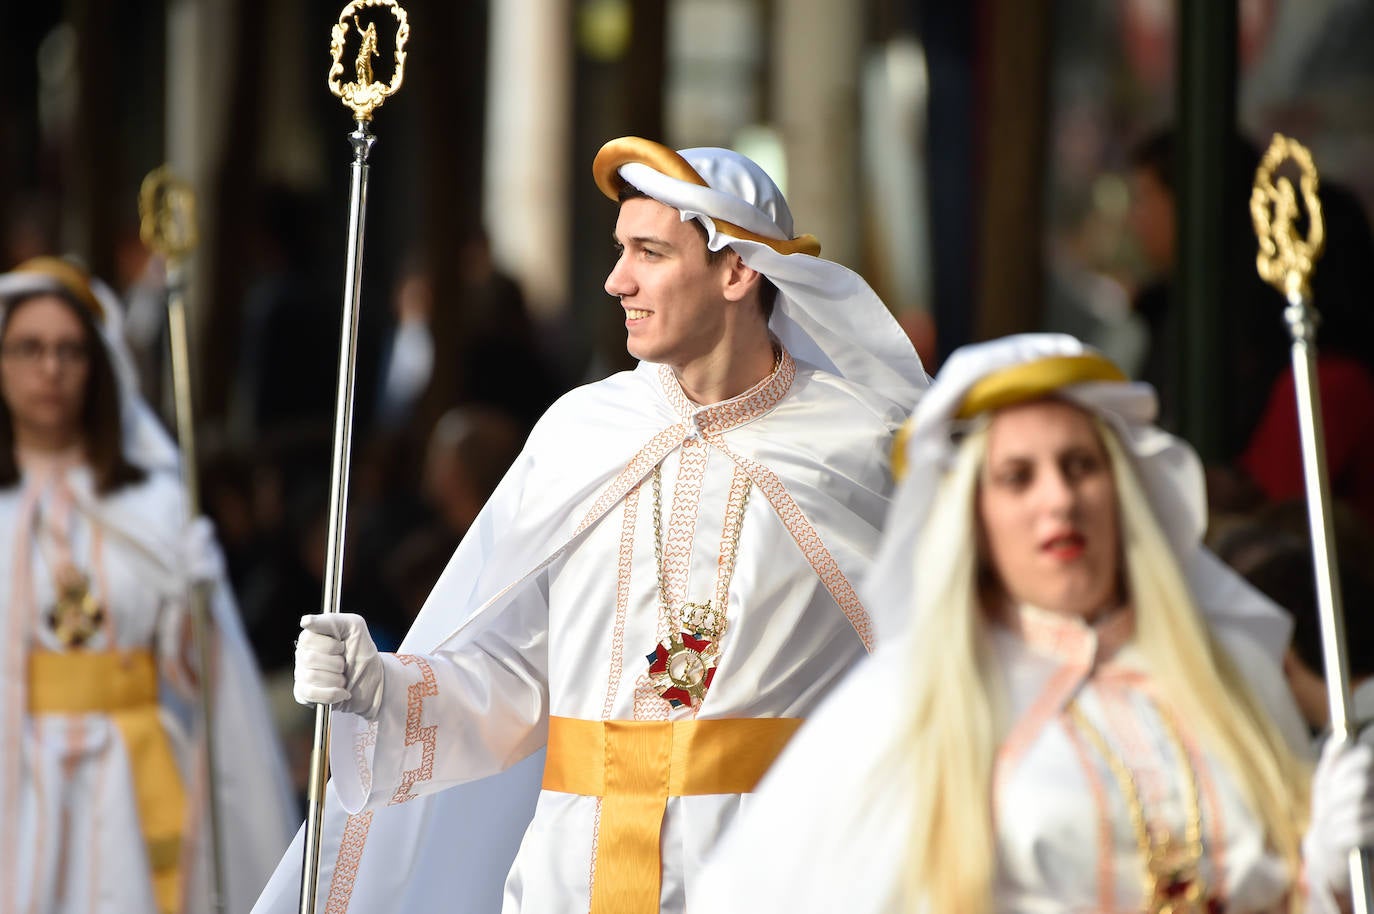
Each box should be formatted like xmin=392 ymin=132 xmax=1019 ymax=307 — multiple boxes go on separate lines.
xmin=647 ymin=601 xmax=725 ymax=709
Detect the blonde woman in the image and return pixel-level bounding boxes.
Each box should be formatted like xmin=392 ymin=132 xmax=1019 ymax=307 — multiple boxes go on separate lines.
xmin=700 ymin=334 xmax=1373 ymax=913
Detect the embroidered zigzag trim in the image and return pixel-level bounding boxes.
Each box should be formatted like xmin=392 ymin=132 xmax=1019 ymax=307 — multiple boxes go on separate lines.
xmin=389 ymin=655 xmax=439 ymax=806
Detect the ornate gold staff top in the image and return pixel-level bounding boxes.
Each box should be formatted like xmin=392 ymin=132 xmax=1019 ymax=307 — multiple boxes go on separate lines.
xmin=138 ymin=165 xmax=227 ymax=914
xmin=139 ymin=168 xmax=199 ymax=263
xmin=1251 ymin=133 xmax=1371 ymax=913
xmin=328 ymin=0 xmax=410 ymax=122
xmin=301 ymin=5 xmax=408 ymax=914
xmin=1251 ymin=135 xmax=1325 ymax=309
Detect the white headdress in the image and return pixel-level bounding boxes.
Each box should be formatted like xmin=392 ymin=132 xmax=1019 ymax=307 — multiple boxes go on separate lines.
xmin=593 ymin=136 xmax=928 ymax=411
xmin=0 ymin=257 xmax=179 ymax=472
xmin=870 ymin=332 xmax=1291 ymax=657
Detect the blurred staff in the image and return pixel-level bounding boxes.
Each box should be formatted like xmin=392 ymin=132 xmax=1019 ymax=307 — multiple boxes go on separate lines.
xmin=139 ymin=166 xmax=225 ymax=914
xmin=1250 ymin=132 xmax=1374 ymax=912
xmin=0 ymin=257 xmax=295 ymax=914
xmin=297 ymin=5 xmax=409 ymax=914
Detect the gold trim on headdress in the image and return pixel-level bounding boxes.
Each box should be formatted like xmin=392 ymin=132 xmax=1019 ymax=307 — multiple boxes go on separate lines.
xmin=955 ymin=354 xmax=1127 ymax=419
xmin=8 ymin=256 xmax=105 ymax=321
xmin=592 ymin=135 xmax=822 ymax=257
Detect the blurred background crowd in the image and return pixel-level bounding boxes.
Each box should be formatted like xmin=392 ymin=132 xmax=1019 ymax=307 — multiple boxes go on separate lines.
xmin=2 ymin=0 xmax=1373 ymax=807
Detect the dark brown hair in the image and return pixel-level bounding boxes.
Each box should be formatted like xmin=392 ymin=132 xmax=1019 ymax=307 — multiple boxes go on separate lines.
xmin=616 ymin=186 xmax=779 ymax=321
xmin=0 ymin=290 xmax=146 ymax=493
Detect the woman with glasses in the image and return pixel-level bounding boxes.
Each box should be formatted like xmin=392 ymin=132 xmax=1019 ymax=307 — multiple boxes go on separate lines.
xmin=0 ymin=257 xmax=294 ymax=914
xmin=700 ymin=334 xmax=1374 ymax=913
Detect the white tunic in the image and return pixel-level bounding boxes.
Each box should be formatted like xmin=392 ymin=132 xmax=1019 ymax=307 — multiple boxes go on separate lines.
xmin=255 ymin=350 xmax=906 ymax=914
xmin=697 ymin=604 xmax=1316 ymax=914
xmin=0 ymin=462 xmax=296 ymax=914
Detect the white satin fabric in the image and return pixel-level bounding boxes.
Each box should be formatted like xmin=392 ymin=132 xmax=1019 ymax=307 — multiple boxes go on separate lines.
xmin=0 ymin=465 xmax=296 ymax=914
xmin=253 ymin=351 xmax=908 ymax=913
xmin=698 ymin=605 xmax=1314 ymax=914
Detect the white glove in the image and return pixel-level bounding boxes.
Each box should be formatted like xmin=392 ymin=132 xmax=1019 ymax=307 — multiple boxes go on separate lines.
xmin=1303 ymin=738 xmax=1374 ymax=899
xmin=181 ymin=516 xmax=225 ymax=586
xmin=294 ymin=613 xmax=385 ymax=720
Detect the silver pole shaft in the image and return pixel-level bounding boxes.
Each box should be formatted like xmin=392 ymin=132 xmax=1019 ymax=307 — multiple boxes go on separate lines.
xmin=299 ymin=120 xmax=376 ymax=914
xmin=1283 ymin=292 xmax=1373 ymax=911
xmin=166 ymin=262 xmax=228 ymax=914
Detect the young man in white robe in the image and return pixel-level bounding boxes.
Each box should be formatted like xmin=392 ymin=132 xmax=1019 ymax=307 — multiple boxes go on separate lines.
xmin=253 ymin=137 xmax=928 ymax=914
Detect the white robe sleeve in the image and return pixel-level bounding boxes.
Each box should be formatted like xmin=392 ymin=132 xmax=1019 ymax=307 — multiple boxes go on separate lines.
xmin=331 ymin=571 xmax=551 ymax=814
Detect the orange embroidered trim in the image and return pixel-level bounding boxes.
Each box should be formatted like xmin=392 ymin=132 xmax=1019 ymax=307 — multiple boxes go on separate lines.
xmin=657 ymin=348 xmax=796 ymax=435
xmin=352 ymin=721 xmax=378 ymax=797
xmin=603 ymin=485 xmax=640 ymax=719
xmin=586 ymin=796 xmax=604 ymax=912
xmin=323 ymin=811 xmax=375 ymax=914
xmin=389 ymin=655 xmax=438 ymax=806
xmin=574 ymin=425 xmax=687 ymax=537
xmin=715 ymin=467 xmax=753 ymax=609
xmin=661 ymin=442 xmax=708 ymax=641
xmin=710 ymin=443 xmax=874 ymax=651
xmin=633 ymin=674 xmax=674 ymax=720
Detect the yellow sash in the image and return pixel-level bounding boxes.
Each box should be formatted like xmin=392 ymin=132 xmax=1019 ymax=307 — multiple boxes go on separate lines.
xmin=542 ymin=715 xmax=803 ymax=914
xmin=28 ymin=649 xmax=187 ymax=914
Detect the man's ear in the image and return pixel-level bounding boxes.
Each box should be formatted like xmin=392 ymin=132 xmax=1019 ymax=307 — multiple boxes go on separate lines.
xmin=720 ymin=252 xmax=763 ymax=303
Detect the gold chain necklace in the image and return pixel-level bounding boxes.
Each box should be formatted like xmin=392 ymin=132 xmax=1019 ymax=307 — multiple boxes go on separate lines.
xmin=1065 ymin=698 xmax=1208 ymax=914
xmin=645 ymin=461 xmax=752 ymax=709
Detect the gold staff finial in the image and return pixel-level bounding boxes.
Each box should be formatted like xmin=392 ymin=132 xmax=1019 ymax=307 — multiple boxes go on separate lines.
xmin=328 ymin=0 xmax=409 ymax=122
xmin=1250 ymin=133 xmax=1325 ymax=304
xmin=138 ymin=166 xmax=198 ymax=262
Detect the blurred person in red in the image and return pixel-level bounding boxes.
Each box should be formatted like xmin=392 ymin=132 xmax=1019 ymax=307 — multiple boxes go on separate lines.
xmin=1235 ymin=182 xmax=1374 ymax=530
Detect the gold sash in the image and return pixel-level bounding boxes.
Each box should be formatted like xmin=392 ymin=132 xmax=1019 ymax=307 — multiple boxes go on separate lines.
xmin=28 ymin=649 xmax=186 ymax=914
xmin=542 ymin=715 xmax=803 ymax=913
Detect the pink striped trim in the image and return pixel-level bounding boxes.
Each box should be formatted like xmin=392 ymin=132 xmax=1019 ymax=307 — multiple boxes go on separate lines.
xmin=995 ymin=662 xmax=1089 ymax=787
xmin=3 ymin=481 xmax=43 ymax=914
xmin=1060 ymin=709 xmax=1119 ymax=912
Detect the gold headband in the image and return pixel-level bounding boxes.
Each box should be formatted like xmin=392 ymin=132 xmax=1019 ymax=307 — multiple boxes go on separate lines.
xmin=8 ymin=256 xmax=105 ymax=321
xmin=955 ymin=354 xmax=1127 ymax=419
xmin=592 ymin=135 xmax=822 ymax=257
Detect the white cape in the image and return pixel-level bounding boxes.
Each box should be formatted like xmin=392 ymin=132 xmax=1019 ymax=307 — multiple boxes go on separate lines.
xmin=254 ymin=355 xmax=910 ymax=913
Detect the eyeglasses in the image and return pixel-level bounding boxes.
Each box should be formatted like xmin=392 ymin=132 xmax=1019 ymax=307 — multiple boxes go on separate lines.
xmin=0 ymin=338 xmax=90 ymax=367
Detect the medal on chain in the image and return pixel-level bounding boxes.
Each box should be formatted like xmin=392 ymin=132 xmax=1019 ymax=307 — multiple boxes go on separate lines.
xmin=645 ymin=462 xmax=751 ymax=709
xmin=1066 ymin=699 xmax=1212 ymax=914
xmin=48 ymin=563 xmax=106 ymax=648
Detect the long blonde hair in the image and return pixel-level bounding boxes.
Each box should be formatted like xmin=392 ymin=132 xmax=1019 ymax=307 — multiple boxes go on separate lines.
xmin=892 ymin=412 xmax=1309 ymax=913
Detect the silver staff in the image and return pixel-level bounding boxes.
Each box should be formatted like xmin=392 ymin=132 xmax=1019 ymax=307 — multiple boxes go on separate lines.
xmin=300 ymin=4 xmax=409 ymax=913
xmin=138 ymin=166 xmax=227 ymax=914
xmin=1251 ymin=133 xmax=1372 ymax=912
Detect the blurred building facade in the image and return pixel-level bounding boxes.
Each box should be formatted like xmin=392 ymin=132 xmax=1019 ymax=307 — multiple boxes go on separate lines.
xmin=2 ymin=0 xmax=1372 ymax=457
